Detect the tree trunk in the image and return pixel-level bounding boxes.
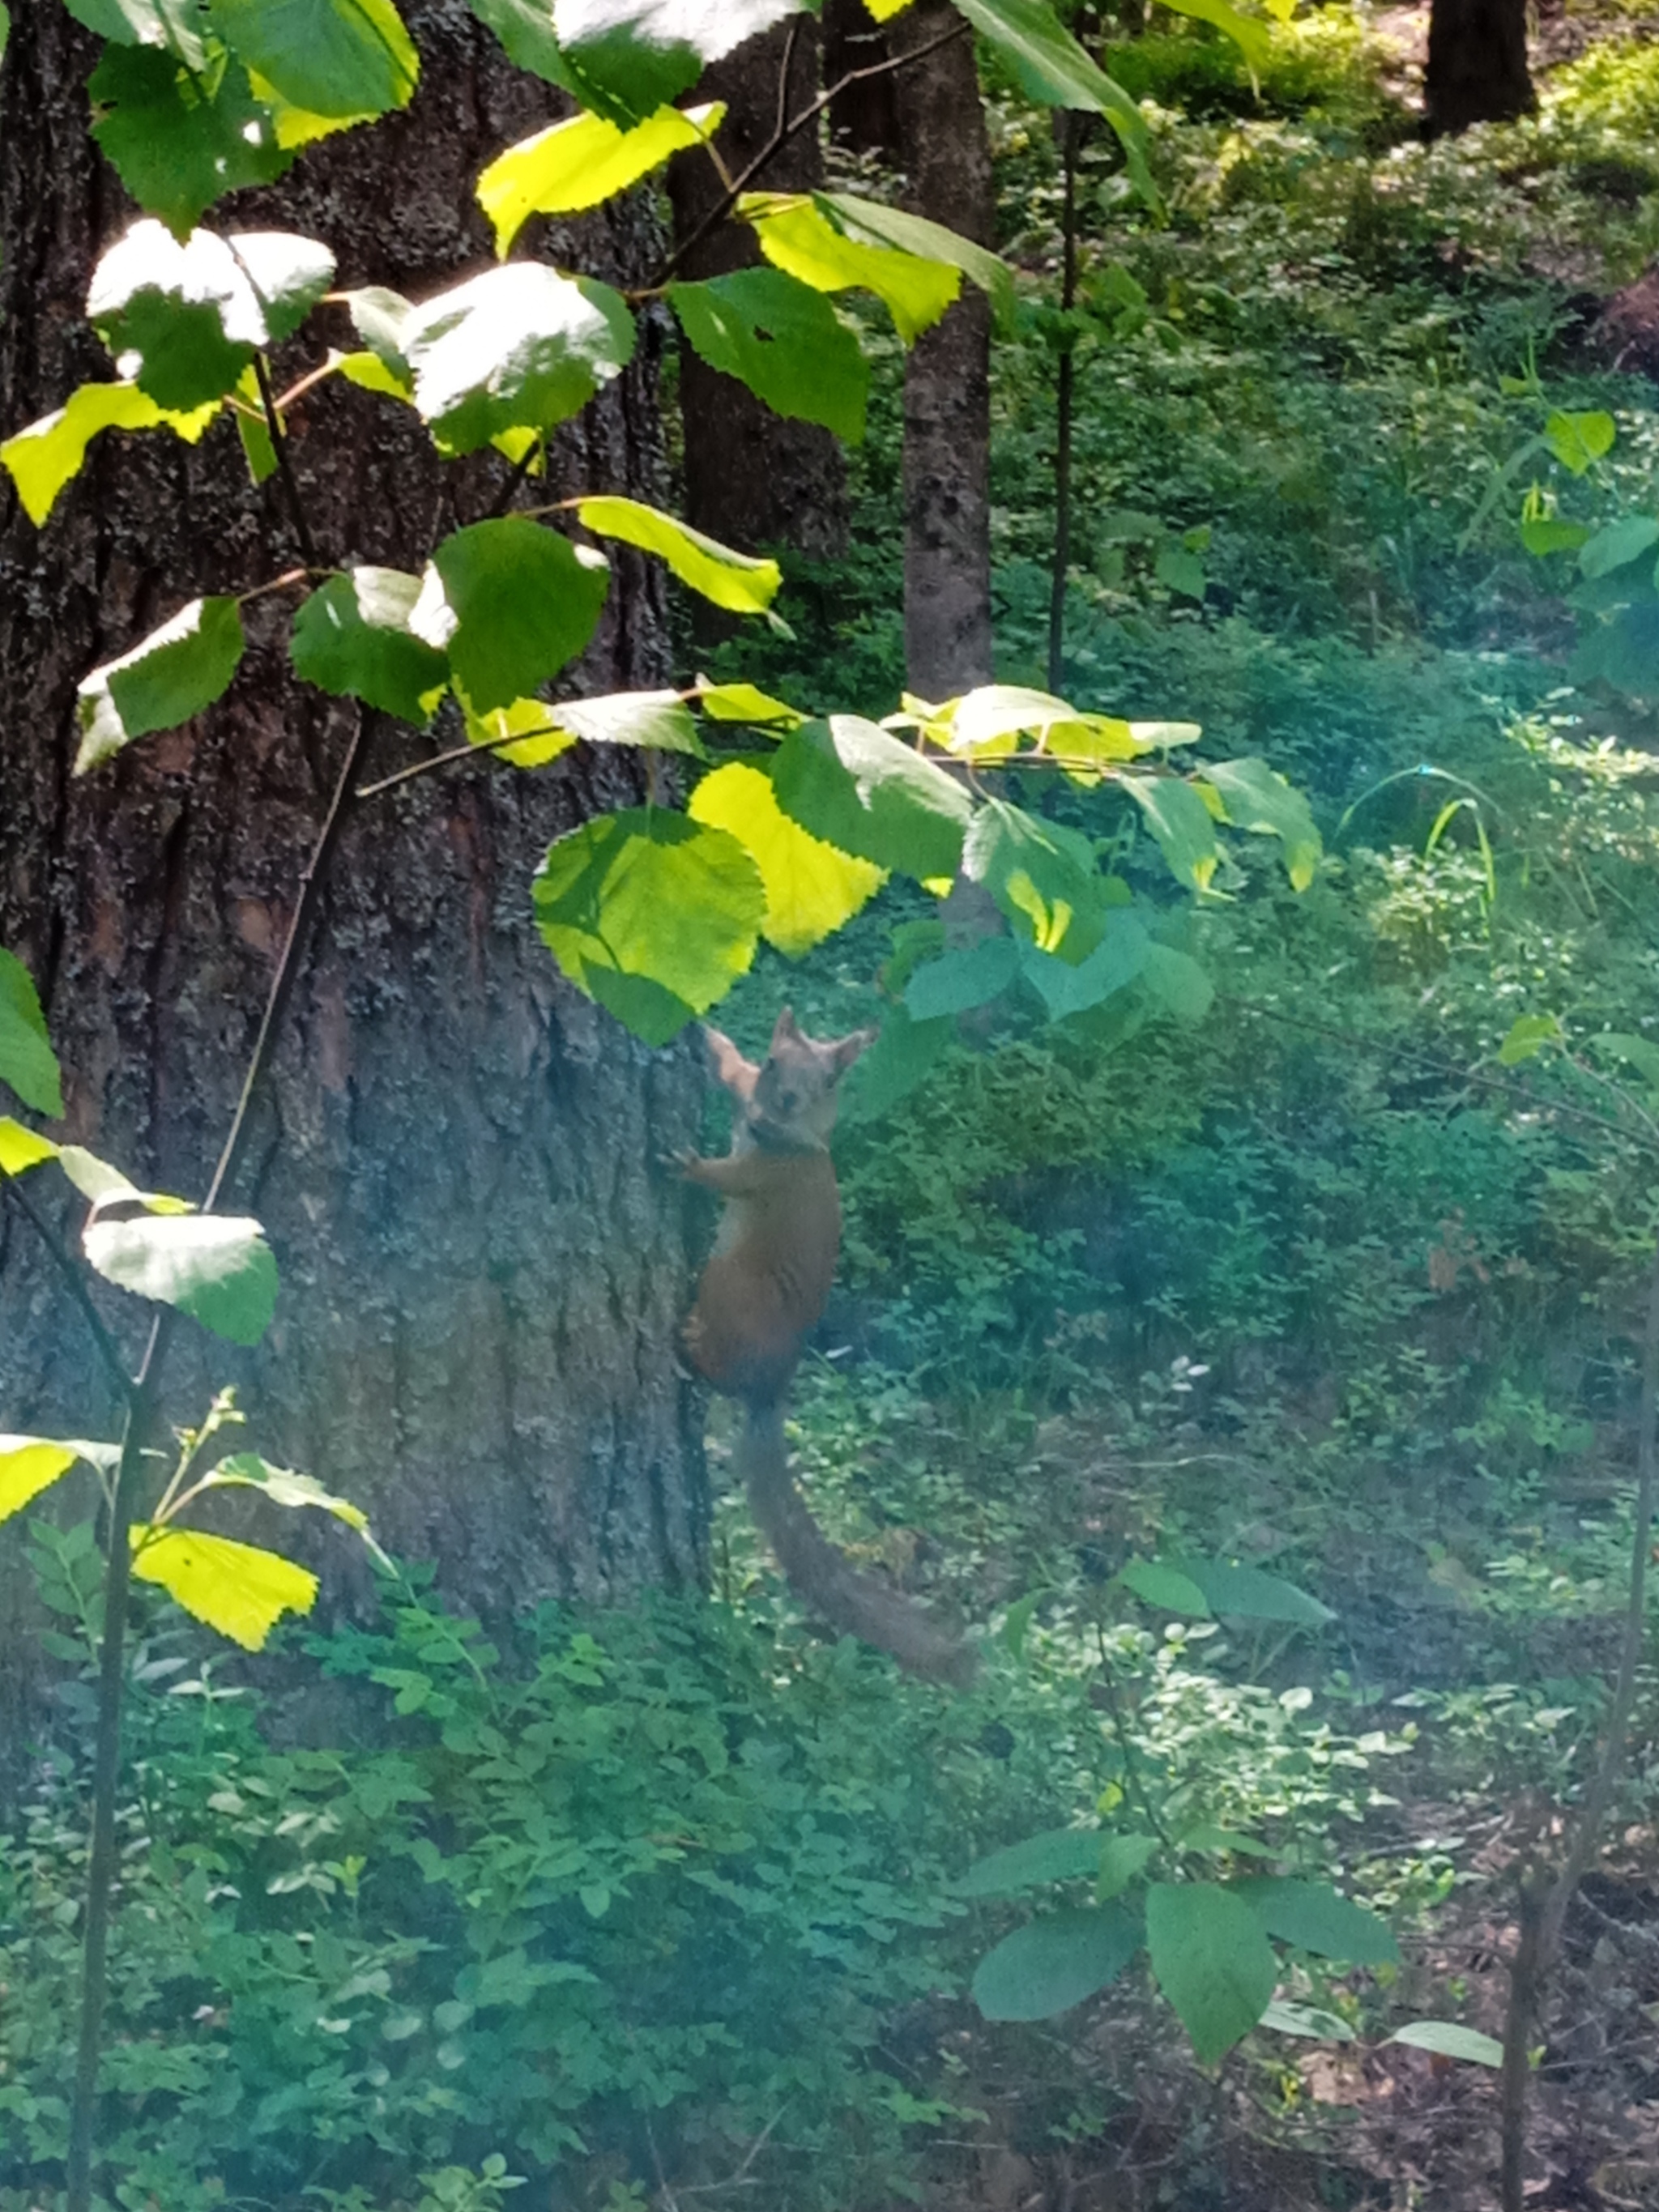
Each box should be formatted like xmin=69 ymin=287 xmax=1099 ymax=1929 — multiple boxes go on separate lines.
xmin=1424 ymin=0 xmax=1535 ymax=134
xmin=665 ymin=22 xmax=847 ymax=564
xmin=822 ymin=0 xmax=900 ymax=157
xmin=0 ymin=0 xmax=706 ymax=1789
xmin=891 ymin=1 xmax=995 ymax=697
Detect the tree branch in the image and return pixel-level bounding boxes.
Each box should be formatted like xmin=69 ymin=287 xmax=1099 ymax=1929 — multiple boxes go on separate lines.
xmin=253 ymin=352 xmax=320 ymax=573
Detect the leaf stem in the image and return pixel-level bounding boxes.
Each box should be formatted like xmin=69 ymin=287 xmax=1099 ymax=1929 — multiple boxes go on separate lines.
xmin=253 ymin=352 xmax=320 ymax=572
xmin=0 ymin=1176 xmax=132 ymax=1402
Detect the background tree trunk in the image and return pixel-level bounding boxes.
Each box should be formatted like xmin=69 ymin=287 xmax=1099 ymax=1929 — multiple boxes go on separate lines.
xmin=0 ymin=0 xmax=706 ymax=1792
xmin=665 ymin=23 xmax=847 ymax=565
xmin=891 ymin=2 xmax=996 ymax=697
xmin=1424 ymin=0 xmax=1535 ymax=134
xmin=822 ymin=0 xmax=901 ymax=157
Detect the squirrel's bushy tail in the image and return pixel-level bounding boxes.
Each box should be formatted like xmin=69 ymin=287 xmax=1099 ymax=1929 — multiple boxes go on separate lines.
xmin=738 ymin=1400 xmax=978 ymax=1687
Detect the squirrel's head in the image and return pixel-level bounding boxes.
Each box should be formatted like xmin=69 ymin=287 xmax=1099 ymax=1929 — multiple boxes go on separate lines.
xmin=703 ymin=1007 xmax=876 ymax=1153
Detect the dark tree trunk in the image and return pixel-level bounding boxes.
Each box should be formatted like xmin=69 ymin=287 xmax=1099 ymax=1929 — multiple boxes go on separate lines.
xmin=665 ymin=23 xmax=847 ymax=563
xmin=0 ymin=0 xmax=706 ymax=1789
xmin=822 ymin=0 xmax=900 ymax=157
xmin=1424 ymin=0 xmax=1535 ymax=134
xmin=891 ymin=1 xmax=995 ymax=697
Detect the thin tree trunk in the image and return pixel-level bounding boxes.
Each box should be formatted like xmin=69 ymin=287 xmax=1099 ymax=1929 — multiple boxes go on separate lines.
xmin=822 ymin=0 xmax=900 ymax=156
xmin=0 ymin=0 xmax=706 ymax=1792
xmin=1424 ymin=0 xmax=1534 ymax=135
xmin=1047 ymin=113 xmax=1081 ymax=697
xmin=665 ymin=22 xmax=847 ymax=564
xmin=892 ymin=0 xmax=994 ymax=698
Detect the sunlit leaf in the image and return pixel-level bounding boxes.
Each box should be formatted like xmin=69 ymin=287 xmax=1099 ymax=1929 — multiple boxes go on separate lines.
xmin=1200 ymin=758 xmax=1320 ymax=890
xmin=667 ymin=269 xmax=868 ymax=442
xmin=480 ymin=100 xmax=723 ymax=252
xmin=88 ymin=46 xmax=293 ymax=237
xmin=130 ymin=1524 xmax=318 ymax=1649
xmin=290 ymin=569 xmax=450 ymax=724
xmin=689 ymin=761 xmax=885 ymax=957
xmin=696 ymin=678 xmax=805 ymax=727
xmin=1388 ymin=2020 xmax=1503 ymax=2066
xmin=202 ymin=1452 xmax=389 ymax=1564
xmin=816 ymin=191 xmax=1014 ymax=333
xmin=209 ymin=0 xmax=419 ymax=118
xmin=1498 ymin=1012 xmax=1562 ymax=1066
xmin=576 ymin=495 xmax=781 ymax=616
xmin=550 ymin=0 xmax=808 ymax=123
xmin=0 ymin=1119 xmax=60 ymax=1174
xmin=1146 ymin=1882 xmax=1277 ymax=2064
xmin=741 ymin=191 xmax=960 ymax=347
xmin=533 ymin=808 xmax=766 ymax=1043
xmin=0 ymin=951 xmax=64 ymax=1119
xmin=550 ymin=689 xmax=704 ymax=752
xmin=962 ymin=798 xmax=1103 ymax=954
xmin=66 ymin=0 xmax=211 ymax=61
xmin=1123 ymin=775 xmax=1219 ymax=893
xmin=405 ymin=265 xmax=636 ymax=454
xmin=83 ymin=1213 xmax=279 ymax=1345
xmin=973 ymin=1905 xmax=1142 ymax=2022
xmin=1543 ymin=409 xmax=1614 ymax=476
xmin=771 ymin=715 xmax=972 ymax=881
xmin=1518 ymin=516 xmax=1591 ymax=557
xmin=0 ymin=1438 xmax=83 ymax=1524
xmin=951 ymin=0 xmax=1154 ymax=202
xmin=1 ymin=380 xmax=219 ymax=526
xmin=433 ymin=518 xmax=609 ymax=710
xmin=1153 ymin=0 xmax=1268 ymax=70
xmin=76 ymin=597 xmax=245 ymax=772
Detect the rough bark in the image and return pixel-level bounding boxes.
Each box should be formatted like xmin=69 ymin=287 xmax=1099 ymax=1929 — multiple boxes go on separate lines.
xmin=665 ymin=22 xmax=846 ymax=564
xmin=0 ymin=0 xmax=706 ymax=1788
xmin=821 ymin=0 xmax=900 ymax=157
xmin=1424 ymin=0 xmax=1535 ymax=134
xmin=891 ymin=2 xmax=995 ymax=697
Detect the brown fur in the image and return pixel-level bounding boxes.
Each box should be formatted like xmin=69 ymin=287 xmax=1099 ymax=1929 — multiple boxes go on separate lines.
xmin=678 ymin=1008 xmax=976 ymax=1686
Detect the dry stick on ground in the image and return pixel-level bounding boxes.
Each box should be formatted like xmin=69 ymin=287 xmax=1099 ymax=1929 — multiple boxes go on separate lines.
xmin=1498 ymin=1230 xmax=1659 ymax=2212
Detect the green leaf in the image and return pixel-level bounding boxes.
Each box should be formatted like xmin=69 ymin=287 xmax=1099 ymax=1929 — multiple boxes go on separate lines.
xmin=1589 ymin=1031 xmax=1659 ymax=1092
xmin=88 ymin=47 xmax=293 ymax=237
xmin=0 ymin=952 xmax=64 ymax=1119
xmin=950 ymin=0 xmax=1154 ymax=204
xmin=840 ymin=1006 xmax=951 ymax=1124
xmin=87 ymin=221 xmax=336 ymax=407
xmin=1497 ymin=1012 xmax=1562 ymax=1065
xmin=66 ymin=0 xmax=210 ymax=61
xmin=1235 ymin=1879 xmax=1399 ymax=1966
xmin=575 ymin=496 xmax=780 ymax=616
xmin=0 ymin=1438 xmax=83 ymax=1524
xmin=696 ymin=678 xmax=804 ymax=727
xmin=1543 ymin=408 xmax=1615 ymax=475
xmin=1155 ymin=543 xmax=1207 ymax=599
xmin=549 ymin=0 xmax=808 ymax=124
xmin=741 ymin=191 xmax=960 ymax=347
xmin=201 ymin=1452 xmax=390 ymax=1566
xmin=1120 ymin=1557 xmax=1211 ymax=1615
xmin=532 ymin=808 xmax=766 ymax=1043
xmin=1020 ymin=911 xmax=1149 ymax=1021
xmin=75 ymin=597 xmax=245 ymax=772
xmin=404 ymin=265 xmax=636 ymax=454
xmin=1572 ymin=599 xmax=1659 ymax=695
xmin=1098 ymin=1832 xmax=1158 ymax=1899
xmin=208 ymin=0 xmax=418 ymax=118
xmin=1141 ymin=942 xmax=1213 ymax=1021
xmin=961 ymin=1828 xmax=1109 ymax=1897
xmin=1577 ymin=514 xmax=1659 ymax=580
xmin=1519 ymin=516 xmax=1592 ymax=557
xmin=1123 ymin=775 xmax=1220 ymax=893
xmin=549 ymin=689 xmax=704 ymax=753
xmin=480 ymin=100 xmax=723 ymax=252
xmin=689 ymin=761 xmax=885 ymax=957
xmin=771 ymin=716 xmax=973 ymax=882
xmin=83 ymin=1213 xmax=279 ymax=1345
xmin=463 ymin=695 xmax=574 ymax=769
xmin=972 ymin=1905 xmax=1142 ymax=2022
xmin=962 ymin=798 xmax=1104 ymax=953
xmin=904 ymin=937 xmax=1021 ymax=1018
xmin=432 ymin=518 xmax=609 ymax=710
xmin=1388 ymin=2020 xmax=1503 ymax=2067
xmin=344 ymin=283 xmax=416 ymax=381
xmin=467 ymin=0 xmax=572 ymax=83
xmin=1146 ymin=1882 xmax=1277 ymax=2065
xmin=1 ymin=380 xmax=219 ymax=526
xmin=1170 ymin=1556 xmax=1335 ymax=1626
xmin=1177 ymin=1824 xmax=1276 ymax=1858
xmin=290 ymin=569 xmax=450 ymax=724
xmin=815 ymin=190 xmax=1014 ymax=335
xmin=130 ymin=1525 xmax=318 ymax=1649
xmin=1200 ymin=758 xmax=1320 ymax=890
xmin=1153 ymin=0 xmax=1269 ymax=70
xmin=0 ymin=1118 xmax=61 ymax=1174
xmin=1260 ymin=1999 xmax=1356 ymax=2040
xmin=667 ymin=269 xmax=868 ymax=443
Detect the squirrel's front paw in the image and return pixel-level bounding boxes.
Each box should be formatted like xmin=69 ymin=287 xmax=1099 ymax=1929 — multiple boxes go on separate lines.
xmin=657 ymin=1146 xmax=698 ymax=1179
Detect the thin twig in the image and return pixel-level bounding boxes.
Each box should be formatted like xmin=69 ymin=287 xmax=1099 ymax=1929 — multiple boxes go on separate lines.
xmin=1 ymin=1177 xmax=132 ymax=1400
xmin=484 ymin=434 xmax=542 ymax=522
xmin=252 ymin=354 xmax=319 ymax=572
xmin=650 ymin=15 xmax=970 ymax=288
xmin=355 ymin=719 xmax=566 ymax=800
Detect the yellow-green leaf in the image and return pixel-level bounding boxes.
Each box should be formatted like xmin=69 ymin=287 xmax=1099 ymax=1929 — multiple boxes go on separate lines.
xmin=696 ymin=679 xmax=804 ymax=727
xmin=464 ymin=694 xmax=574 ymax=769
xmin=576 ymin=496 xmax=781 ymax=615
xmin=740 ymin=190 xmax=959 ymax=346
xmin=0 ymin=1119 xmax=60 ymax=1174
xmin=0 ymin=1438 xmax=82 ymax=1523
xmin=130 ymin=1524 xmax=318 ymax=1649
xmin=479 ymin=100 xmax=723 ymax=254
xmin=1 ymin=379 xmax=218 ymax=526
xmin=690 ymin=761 xmax=886 ymax=957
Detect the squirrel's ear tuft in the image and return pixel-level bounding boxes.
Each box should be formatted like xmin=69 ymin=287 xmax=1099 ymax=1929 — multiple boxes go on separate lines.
xmin=703 ymin=1025 xmax=759 ymax=1099
xmin=828 ymin=1025 xmax=878 ymax=1078
xmin=770 ymin=1004 xmax=803 ymax=1051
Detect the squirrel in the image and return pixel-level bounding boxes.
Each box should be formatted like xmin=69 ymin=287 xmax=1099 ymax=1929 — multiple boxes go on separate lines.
xmin=675 ymin=1006 xmax=977 ymax=1687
